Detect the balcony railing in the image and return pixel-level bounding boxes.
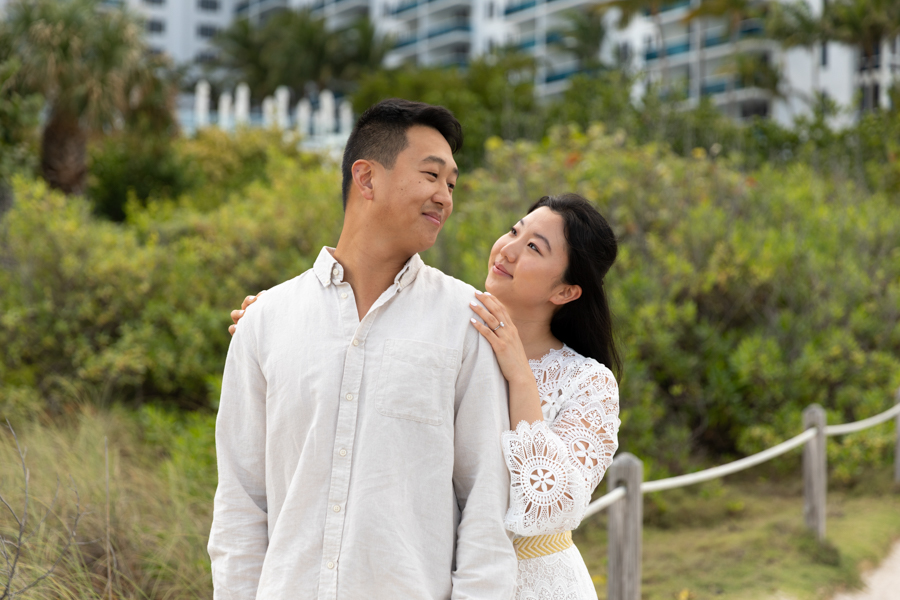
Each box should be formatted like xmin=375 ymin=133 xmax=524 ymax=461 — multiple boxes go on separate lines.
xmin=643 ymin=0 xmax=690 ymax=15
xmin=739 ymin=19 xmax=764 ymax=37
xmin=644 ymin=38 xmax=690 ymax=61
xmin=518 ymin=36 xmax=536 ymax=49
xmin=703 ymin=32 xmax=729 ymax=48
xmin=545 ymin=31 xmax=563 ymax=44
xmin=544 ymin=69 xmax=579 ymax=84
xmin=701 ymin=77 xmax=733 ymax=96
xmin=391 ymin=0 xmax=418 ymax=14
xmin=394 ymin=35 xmax=418 ymax=48
xmin=505 ymin=0 xmax=536 ymax=15
xmin=427 ymin=22 xmax=470 ymax=39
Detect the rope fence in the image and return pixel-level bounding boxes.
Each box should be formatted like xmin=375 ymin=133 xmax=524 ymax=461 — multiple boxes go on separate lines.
xmin=580 ymin=387 xmax=900 ymax=600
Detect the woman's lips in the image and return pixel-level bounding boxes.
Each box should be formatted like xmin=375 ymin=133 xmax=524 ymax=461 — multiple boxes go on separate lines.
xmin=492 ymin=264 xmax=512 ymax=277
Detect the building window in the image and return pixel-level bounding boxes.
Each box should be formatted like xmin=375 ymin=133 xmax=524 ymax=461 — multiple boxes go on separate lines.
xmin=487 ymin=2 xmax=494 ymax=18
xmin=146 ymin=19 xmax=165 ymax=33
xmin=143 ymin=0 xmax=165 ymax=5
xmin=196 ymin=50 xmax=218 ymax=64
xmin=197 ymin=24 xmax=221 ymax=38
xmin=198 ymin=0 xmax=220 ymax=10
xmin=820 ymin=42 xmax=828 ymax=67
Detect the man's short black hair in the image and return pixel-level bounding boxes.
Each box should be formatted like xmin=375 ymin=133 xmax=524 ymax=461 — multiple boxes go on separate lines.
xmin=341 ymin=98 xmax=463 ymax=209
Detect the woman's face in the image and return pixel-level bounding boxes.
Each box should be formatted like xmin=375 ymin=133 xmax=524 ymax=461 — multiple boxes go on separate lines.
xmin=484 ymin=206 xmax=571 ymax=308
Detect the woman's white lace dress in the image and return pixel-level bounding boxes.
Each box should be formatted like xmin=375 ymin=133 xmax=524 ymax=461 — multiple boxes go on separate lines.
xmin=502 ymin=345 xmax=620 ymax=600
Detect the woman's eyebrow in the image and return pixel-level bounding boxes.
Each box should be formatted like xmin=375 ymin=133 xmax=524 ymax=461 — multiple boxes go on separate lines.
xmin=517 ymin=218 xmax=552 ymax=252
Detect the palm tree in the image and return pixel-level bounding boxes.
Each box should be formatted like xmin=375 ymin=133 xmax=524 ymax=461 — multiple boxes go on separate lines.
xmin=334 ymin=17 xmax=396 ymax=89
xmin=213 ymin=10 xmax=391 ymax=98
xmin=684 ymin=0 xmax=768 ymax=117
xmin=594 ymin=0 xmax=673 ymax=87
xmin=824 ymin=0 xmax=900 ymax=108
xmin=766 ymin=0 xmax=830 ymax=105
xmin=1 ymin=0 xmax=156 ymax=195
xmin=732 ymin=52 xmax=784 ymax=99
xmin=549 ymin=9 xmax=609 ymax=72
xmin=210 ymin=17 xmax=271 ymax=97
xmin=260 ymin=9 xmax=338 ymax=94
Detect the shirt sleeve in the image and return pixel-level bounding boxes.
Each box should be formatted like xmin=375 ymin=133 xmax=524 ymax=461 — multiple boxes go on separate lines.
xmin=207 ymin=314 xmax=269 ymax=599
xmin=450 ymin=329 xmax=518 ymax=600
xmin=501 ymin=360 xmax=620 ymax=537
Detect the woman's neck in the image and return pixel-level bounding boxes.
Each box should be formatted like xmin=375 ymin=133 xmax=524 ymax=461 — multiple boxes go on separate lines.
xmin=506 ymin=306 xmax=562 ymax=361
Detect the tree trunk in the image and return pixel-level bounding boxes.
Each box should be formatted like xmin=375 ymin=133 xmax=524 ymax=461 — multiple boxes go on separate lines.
xmin=41 ymin=110 xmax=88 ymax=196
xmin=727 ymin=13 xmax=740 ymax=119
xmin=653 ymin=12 xmax=668 ymax=89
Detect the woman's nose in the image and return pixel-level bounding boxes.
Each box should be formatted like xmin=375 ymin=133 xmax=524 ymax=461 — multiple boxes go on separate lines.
xmin=500 ymin=241 xmax=518 ymax=262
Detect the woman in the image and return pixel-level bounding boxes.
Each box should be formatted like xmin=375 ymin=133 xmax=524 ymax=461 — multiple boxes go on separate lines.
xmin=230 ymin=193 xmax=621 ymax=600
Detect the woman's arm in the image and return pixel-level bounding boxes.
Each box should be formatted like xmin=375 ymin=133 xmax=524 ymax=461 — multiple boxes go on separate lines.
xmin=501 ymin=361 xmax=620 ymax=536
xmin=468 ymin=291 xmax=543 ymax=428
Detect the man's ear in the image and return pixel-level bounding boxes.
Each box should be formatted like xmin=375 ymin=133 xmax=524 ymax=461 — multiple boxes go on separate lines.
xmin=351 ymin=159 xmax=376 ymax=201
xmin=549 ymin=283 xmax=582 ymax=307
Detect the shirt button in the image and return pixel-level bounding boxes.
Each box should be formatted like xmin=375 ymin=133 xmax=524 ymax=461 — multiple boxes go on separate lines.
xmin=352 ymin=339 xmax=359 ymax=346
xmin=333 ymin=504 xmax=341 ymax=513
xmin=327 ymin=561 xmax=335 ymax=569
xmin=339 ymin=448 xmax=347 ymax=457
xmin=332 ymin=268 xmax=339 ymax=276
xmin=345 ymin=393 xmax=353 ymax=401
xmin=341 ymin=292 xmax=348 ymax=299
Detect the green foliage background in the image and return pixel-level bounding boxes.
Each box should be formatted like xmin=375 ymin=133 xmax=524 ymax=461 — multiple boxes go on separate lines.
xmin=2 ymin=126 xmax=898 ymax=482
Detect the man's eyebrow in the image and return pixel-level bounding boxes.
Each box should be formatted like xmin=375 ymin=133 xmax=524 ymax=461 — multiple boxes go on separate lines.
xmin=422 ymin=155 xmax=459 ymax=177
xmin=517 ymin=218 xmax=552 ymax=252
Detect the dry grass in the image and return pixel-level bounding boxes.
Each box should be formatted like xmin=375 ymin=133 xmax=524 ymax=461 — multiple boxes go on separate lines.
xmin=2 ymin=407 xmax=899 ymax=599
xmin=577 ymin=468 xmax=900 ymax=600
xmin=0 ymin=407 xmax=215 ymax=599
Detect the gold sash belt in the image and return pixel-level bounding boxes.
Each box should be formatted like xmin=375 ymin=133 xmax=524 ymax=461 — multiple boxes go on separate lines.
xmin=513 ymin=531 xmax=573 ymax=560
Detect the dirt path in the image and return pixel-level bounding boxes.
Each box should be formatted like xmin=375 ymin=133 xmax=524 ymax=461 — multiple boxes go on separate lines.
xmin=831 ymin=540 xmax=900 ymax=600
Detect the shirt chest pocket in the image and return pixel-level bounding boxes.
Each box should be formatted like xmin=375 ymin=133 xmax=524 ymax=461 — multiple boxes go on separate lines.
xmin=375 ymin=339 xmax=459 ymax=426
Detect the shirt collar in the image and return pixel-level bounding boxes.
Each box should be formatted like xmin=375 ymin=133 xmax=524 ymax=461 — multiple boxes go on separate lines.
xmin=313 ymin=246 xmax=424 ymax=290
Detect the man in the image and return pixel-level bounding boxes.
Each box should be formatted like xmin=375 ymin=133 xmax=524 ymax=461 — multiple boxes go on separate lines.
xmin=208 ymin=99 xmax=517 ymax=599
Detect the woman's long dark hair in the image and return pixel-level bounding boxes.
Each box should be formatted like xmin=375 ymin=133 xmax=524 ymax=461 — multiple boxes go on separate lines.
xmin=528 ymin=193 xmax=622 ymax=378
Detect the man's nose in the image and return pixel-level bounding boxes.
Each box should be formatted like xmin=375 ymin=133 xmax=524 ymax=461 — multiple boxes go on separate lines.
xmin=433 ymin=185 xmax=452 ymax=210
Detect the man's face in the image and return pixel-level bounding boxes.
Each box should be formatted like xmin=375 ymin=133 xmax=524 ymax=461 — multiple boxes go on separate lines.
xmin=371 ymin=125 xmax=458 ymax=256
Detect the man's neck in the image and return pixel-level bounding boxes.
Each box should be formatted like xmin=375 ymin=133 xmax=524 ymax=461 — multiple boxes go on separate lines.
xmin=333 ymin=231 xmax=412 ymax=320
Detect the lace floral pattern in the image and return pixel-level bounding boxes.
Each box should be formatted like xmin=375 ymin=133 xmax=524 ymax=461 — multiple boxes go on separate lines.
xmin=502 ymin=346 xmax=620 ymax=537
xmin=516 ymin=546 xmax=598 ymax=600
xmin=501 ymin=345 xmax=619 ymax=600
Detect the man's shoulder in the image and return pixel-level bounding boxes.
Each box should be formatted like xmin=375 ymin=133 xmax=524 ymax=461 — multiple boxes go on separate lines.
xmin=416 ymin=264 xmax=478 ymax=301
xmin=242 ymin=270 xmax=315 ymax=320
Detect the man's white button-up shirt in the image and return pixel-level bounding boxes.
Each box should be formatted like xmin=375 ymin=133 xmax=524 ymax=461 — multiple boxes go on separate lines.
xmin=208 ymin=247 xmax=517 ymax=600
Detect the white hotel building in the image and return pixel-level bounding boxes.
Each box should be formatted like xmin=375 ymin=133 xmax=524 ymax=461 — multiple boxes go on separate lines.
xmin=1 ymin=0 xmax=896 ymax=127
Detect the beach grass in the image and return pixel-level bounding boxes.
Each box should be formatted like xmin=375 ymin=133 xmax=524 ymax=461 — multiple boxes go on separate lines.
xmin=577 ymin=467 xmax=900 ymax=599
xmin=2 ymin=407 xmax=898 ymax=599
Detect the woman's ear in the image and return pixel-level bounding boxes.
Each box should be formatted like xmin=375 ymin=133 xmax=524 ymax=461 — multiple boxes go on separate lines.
xmin=550 ymin=283 xmax=582 ymax=307
xmin=351 ymin=159 xmax=376 ymax=201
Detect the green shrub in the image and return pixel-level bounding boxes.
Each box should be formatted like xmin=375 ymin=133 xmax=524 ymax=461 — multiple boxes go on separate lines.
xmin=86 ymin=128 xmax=320 ymax=220
xmin=0 ymin=149 xmax=342 ymax=409
xmin=87 ymin=133 xmax=200 ymax=221
xmin=2 ymin=125 xmax=899 ymax=479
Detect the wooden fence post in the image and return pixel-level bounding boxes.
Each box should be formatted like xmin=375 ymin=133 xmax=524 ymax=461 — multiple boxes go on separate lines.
xmin=607 ymin=453 xmax=643 ymax=600
xmin=895 ymin=387 xmax=900 ymax=484
xmin=802 ymin=404 xmax=827 ymax=540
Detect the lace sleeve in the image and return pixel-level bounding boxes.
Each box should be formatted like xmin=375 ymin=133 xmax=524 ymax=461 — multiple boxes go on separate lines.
xmin=500 ymin=360 xmax=620 ymax=537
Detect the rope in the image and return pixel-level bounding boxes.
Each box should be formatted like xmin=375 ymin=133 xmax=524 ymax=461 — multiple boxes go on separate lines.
xmin=581 ymin=395 xmax=900 ymax=518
